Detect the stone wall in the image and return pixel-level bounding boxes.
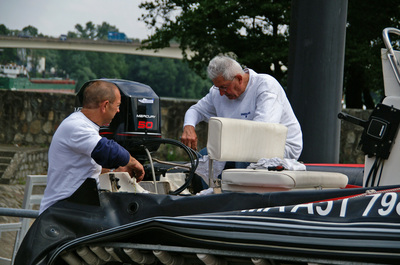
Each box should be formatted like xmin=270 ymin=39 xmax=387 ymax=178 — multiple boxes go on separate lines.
xmin=0 ymin=147 xmax=48 ymax=184
xmin=339 ymin=108 xmax=372 ymax=164
xmin=0 ymin=90 xmax=76 ymax=145
xmin=0 ymin=90 xmax=369 ymax=177
xmin=0 ymin=90 xmax=206 ymax=149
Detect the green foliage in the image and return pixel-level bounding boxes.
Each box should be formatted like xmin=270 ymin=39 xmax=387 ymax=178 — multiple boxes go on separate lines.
xmin=139 ymin=1 xmax=400 ymax=107
xmin=0 ymin=48 xmax=17 ymax=65
xmin=126 ymin=56 xmax=210 ymax=98
xmin=22 ymin=25 xmax=38 ymax=37
xmin=344 ymin=0 xmax=400 ymax=108
xmin=0 ymin=24 xmax=9 ymax=35
xmin=139 ymin=0 xmax=291 ymax=85
xmin=96 ymin=22 xmax=119 ymax=40
xmin=75 ymin=22 xmax=97 ymax=39
xmin=56 ymin=50 xmax=97 ymax=88
xmin=73 ymin=21 xmax=119 ymax=40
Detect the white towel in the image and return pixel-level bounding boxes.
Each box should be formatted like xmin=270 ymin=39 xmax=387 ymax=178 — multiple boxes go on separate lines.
xmin=248 ymin=157 xmax=306 ymax=171
xmin=196 ymin=187 xmax=214 ymax=196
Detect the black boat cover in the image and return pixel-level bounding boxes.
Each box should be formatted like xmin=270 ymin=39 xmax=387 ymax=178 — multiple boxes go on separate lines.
xmin=15 ymin=179 xmax=400 ymax=265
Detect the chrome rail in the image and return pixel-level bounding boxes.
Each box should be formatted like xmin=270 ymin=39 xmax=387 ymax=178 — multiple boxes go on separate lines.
xmin=383 ymin=27 xmax=400 ymax=85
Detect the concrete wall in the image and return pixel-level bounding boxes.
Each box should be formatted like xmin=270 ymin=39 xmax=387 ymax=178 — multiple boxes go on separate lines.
xmin=0 ymin=90 xmax=368 ymax=181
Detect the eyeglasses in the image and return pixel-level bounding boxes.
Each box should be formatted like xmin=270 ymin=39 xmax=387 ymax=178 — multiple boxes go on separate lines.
xmin=212 ymin=77 xmax=236 ymax=92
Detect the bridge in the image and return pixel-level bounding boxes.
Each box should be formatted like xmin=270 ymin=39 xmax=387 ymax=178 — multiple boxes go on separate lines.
xmin=0 ymin=36 xmax=192 ymax=59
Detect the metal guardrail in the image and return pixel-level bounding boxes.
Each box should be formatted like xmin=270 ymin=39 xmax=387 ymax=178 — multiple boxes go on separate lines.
xmin=0 ymin=175 xmax=46 ymax=264
xmin=0 ymin=208 xmax=38 ymax=265
xmin=0 ymin=208 xmax=39 ymax=218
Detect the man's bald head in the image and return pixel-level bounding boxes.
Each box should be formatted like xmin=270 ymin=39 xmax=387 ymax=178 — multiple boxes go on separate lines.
xmin=82 ymin=81 xmax=119 ymax=109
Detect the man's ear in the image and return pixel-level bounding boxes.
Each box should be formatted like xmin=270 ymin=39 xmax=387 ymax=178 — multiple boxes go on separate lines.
xmin=235 ymin=74 xmax=243 ymax=83
xmin=100 ymin=100 xmax=109 ymax=113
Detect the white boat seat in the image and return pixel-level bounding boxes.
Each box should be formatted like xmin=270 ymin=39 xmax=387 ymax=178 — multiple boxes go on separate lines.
xmin=206 ymin=117 xmax=348 ymax=192
xmin=221 ymin=169 xmax=348 ymax=193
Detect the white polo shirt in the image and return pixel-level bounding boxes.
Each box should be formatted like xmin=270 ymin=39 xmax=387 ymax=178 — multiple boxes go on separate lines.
xmin=40 ymin=111 xmax=102 ymax=214
xmin=184 ymin=69 xmax=303 ymax=159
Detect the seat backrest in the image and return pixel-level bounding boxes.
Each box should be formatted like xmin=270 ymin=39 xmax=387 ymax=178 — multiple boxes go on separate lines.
xmin=21 ymin=175 xmax=47 ymax=210
xmin=207 ymin=117 xmax=287 ymax=162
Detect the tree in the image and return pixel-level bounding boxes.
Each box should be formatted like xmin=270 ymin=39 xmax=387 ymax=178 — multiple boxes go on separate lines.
xmin=0 ymin=25 xmax=17 ymax=64
xmin=73 ymin=21 xmax=119 ymax=40
xmin=56 ymin=50 xmax=96 ymax=88
xmin=21 ymin=25 xmax=39 ymax=37
xmin=126 ymin=56 xmax=210 ymax=98
xmin=96 ymin=22 xmax=118 ymax=40
xmin=344 ymin=0 xmax=400 ymax=108
xmin=139 ymin=0 xmax=291 ymax=85
xmin=0 ymin=48 xmax=17 ymax=65
xmin=0 ymin=24 xmax=9 ymax=35
xmin=139 ymin=1 xmax=400 ymax=106
xmin=87 ymin=52 xmax=128 ymax=79
xmin=74 ymin=22 xmax=97 ymax=39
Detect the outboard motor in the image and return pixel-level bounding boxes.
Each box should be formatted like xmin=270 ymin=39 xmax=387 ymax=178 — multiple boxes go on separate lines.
xmin=77 ymin=78 xmax=198 ymax=194
xmin=77 ymin=79 xmax=162 ymax=162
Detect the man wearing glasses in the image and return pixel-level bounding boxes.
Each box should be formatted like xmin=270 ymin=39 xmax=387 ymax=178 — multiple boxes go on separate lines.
xmin=180 ymin=55 xmax=303 ymax=161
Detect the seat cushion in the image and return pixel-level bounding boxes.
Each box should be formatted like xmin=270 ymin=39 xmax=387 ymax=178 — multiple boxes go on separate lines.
xmin=221 ymin=169 xmax=348 ymax=193
xmin=207 ymin=117 xmax=287 ymax=162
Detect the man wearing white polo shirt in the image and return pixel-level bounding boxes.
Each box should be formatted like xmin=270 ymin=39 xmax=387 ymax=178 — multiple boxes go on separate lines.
xmin=40 ymin=80 xmax=145 ymax=214
xmin=181 ymin=55 xmax=303 ymax=160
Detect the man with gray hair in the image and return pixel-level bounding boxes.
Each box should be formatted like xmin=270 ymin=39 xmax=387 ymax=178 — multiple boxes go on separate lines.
xmin=180 ymin=55 xmax=303 ymax=160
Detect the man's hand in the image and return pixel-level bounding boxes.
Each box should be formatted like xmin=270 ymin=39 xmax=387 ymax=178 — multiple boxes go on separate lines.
xmin=117 ymin=156 xmax=145 ymax=182
xmin=181 ymin=125 xmax=198 ymax=150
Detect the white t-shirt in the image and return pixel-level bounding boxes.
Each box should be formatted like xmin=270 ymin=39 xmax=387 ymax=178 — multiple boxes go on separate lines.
xmin=184 ymin=69 xmax=303 ymax=159
xmin=40 ymin=111 xmax=102 ymax=214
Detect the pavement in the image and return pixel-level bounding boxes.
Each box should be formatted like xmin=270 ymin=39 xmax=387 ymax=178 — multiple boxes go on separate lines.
xmin=0 ymin=145 xmax=36 ymax=259
xmin=0 ymin=183 xmax=25 ymax=260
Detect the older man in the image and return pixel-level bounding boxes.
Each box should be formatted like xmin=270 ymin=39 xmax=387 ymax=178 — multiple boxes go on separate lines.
xmin=40 ymin=80 xmax=145 ymax=214
xmin=181 ymin=55 xmax=303 ymax=160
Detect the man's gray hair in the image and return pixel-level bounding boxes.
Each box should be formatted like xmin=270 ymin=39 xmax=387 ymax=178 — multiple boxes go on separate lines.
xmin=207 ymin=55 xmax=244 ymax=81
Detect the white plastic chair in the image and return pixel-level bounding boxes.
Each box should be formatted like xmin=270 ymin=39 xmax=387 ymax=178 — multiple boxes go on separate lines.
xmin=10 ymin=175 xmax=47 ymax=264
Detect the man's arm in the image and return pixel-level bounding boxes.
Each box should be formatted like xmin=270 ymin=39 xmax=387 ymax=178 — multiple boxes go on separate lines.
xmin=115 ymin=156 xmax=145 ymax=182
xmin=92 ymin=138 xmax=145 ymax=182
xmin=181 ymin=92 xmax=217 ymax=150
xmin=181 ymin=125 xmax=198 ymax=151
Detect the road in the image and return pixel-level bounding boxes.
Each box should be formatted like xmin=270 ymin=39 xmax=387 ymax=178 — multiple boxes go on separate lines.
xmin=0 ymin=36 xmax=192 ymax=59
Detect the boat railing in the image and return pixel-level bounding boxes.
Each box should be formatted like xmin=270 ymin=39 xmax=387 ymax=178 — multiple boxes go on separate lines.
xmin=382 ymin=27 xmax=400 ymax=86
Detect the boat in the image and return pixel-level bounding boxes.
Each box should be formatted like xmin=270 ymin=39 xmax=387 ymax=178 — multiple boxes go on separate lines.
xmin=14 ymin=27 xmax=400 ymax=265
xmin=0 ymin=64 xmax=76 ymax=94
